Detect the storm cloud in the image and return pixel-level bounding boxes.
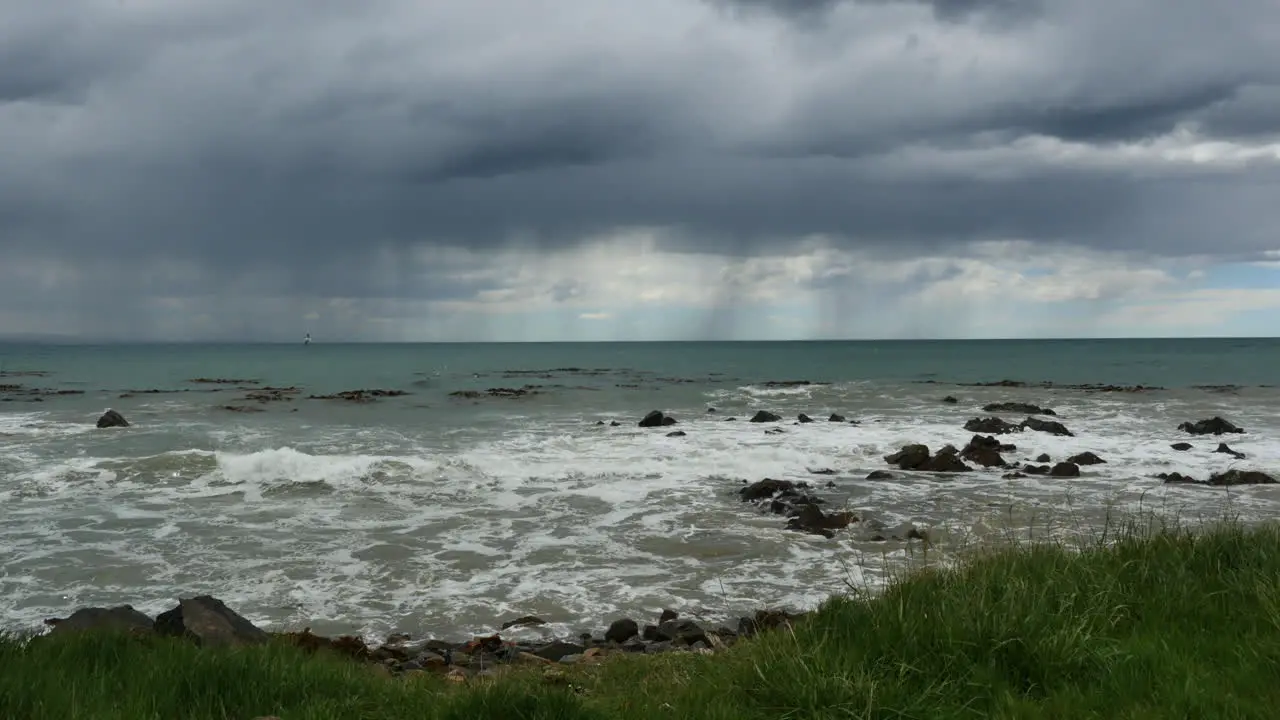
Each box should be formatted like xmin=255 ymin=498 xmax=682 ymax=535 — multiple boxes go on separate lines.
xmin=1 ymin=0 xmax=1279 ymax=340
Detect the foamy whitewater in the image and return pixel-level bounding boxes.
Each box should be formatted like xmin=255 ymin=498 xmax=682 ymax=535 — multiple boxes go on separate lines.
xmin=2 ymin=339 xmax=1279 ymax=640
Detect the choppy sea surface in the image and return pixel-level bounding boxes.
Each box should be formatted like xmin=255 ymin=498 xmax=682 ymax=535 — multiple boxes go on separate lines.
xmin=2 ymin=339 xmax=1279 ymax=640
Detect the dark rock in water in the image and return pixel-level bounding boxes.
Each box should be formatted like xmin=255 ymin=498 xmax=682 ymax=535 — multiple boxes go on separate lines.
xmin=984 ymin=402 xmax=1057 ymax=416
xmin=764 ymin=427 xmax=786 ymax=435
xmin=1208 ymin=469 xmax=1276 ymax=486
xmin=828 ymin=413 xmax=846 ymax=422
xmin=960 ymin=435 xmax=1007 ymax=467
xmin=1159 ymin=471 xmax=1197 ymax=485
xmin=639 ymin=410 xmax=677 ymax=427
xmin=96 ymin=410 xmax=129 ymax=428
xmin=785 ymin=504 xmax=856 ymax=538
xmin=659 ymin=608 xmax=679 ymax=624
xmin=740 ymin=478 xmax=802 ymax=503
xmin=1002 ymin=471 xmax=1027 ymax=479
xmin=884 ymin=444 xmax=972 ymax=472
xmin=604 ymin=618 xmax=639 ymax=643
xmin=500 ymin=615 xmax=548 ymax=630
xmin=942 ymin=395 xmax=958 ymax=404
xmin=155 ymin=596 xmax=268 ymax=647
xmin=220 ymin=405 xmax=265 ymax=413
xmin=724 ymin=417 xmax=737 ymax=422
xmin=314 ymin=388 xmax=411 ymax=402
xmin=866 ymin=470 xmax=895 ymax=480
xmin=967 ymin=434 xmax=1017 ymax=452
xmin=963 ymin=417 xmax=1021 ymax=435
xmin=807 ymin=467 xmax=837 ymax=475
xmin=1023 ymin=464 xmax=1051 ymax=475
xmin=923 ymin=452 xmax=972 ymax=473
xmin=1178 ymin=416 xmax=1245 ymax=435
xmin=1171 ymin=442 xmax=1193 ymax=451
xmin=750 ymin=410 xmax=782 ymax=423
xmin=1049 ymin=462 xmax=1080 ymax=478
xmin=46 ymin=605 xmax=154 ymax=636
xmin=666 ymin=430 xmax=687 ymax=437
xmin=1021 ymin=417 xmax=1073 ymax=436
xmin=1035 ymin=453 xmax=1051 ymax=463
xmin=884 ymin=444 xmax=930 ymax=470
xmin=1067 ymin=452 xmax=1106 ymax=465
xmin=1214 ymin=443 xmax=1245 ymax=459
xmin=797 ymin=413 xmax=814 ymax=423
xmin=706 ymin=407 xmax=717 ymax=413
xmin=610 ymin=421 xmax=621 ymax=427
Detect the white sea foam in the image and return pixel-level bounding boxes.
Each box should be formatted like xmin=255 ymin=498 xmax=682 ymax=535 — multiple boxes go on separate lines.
xmin=3 ymin=388 xmax=1279 ymax=641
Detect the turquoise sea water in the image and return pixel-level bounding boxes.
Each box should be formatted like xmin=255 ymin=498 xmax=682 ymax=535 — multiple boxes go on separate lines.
xmin=2 ymin=338 xmax=1279 ymax=640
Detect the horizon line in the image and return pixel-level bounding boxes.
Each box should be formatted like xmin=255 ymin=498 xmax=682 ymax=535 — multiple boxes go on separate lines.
xmin=1 ymin=335 xmax=1278 ymax=346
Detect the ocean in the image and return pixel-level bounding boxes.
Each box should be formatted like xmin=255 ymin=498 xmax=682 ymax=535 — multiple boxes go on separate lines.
xmin=3 ymin=338 xmax=1279 ymax=641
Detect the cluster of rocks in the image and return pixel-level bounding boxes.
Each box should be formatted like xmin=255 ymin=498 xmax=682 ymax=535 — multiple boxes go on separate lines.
xmin=727 ymin=404 xmax=1274 ymax=541
xmin=309 ymin=389 xmax=411 ymax=403
xmin=628 ymin=408 xmax=856 ymax=436
xmin=962 ymin=415 xmax=1074 ymax=437
xmin=450 ymin=386 xmax=540 ymax=400
xmin=43 ymin=596 xmax=810 ymax=682
xmin=735 ymin=477 xmax=931 ymax=541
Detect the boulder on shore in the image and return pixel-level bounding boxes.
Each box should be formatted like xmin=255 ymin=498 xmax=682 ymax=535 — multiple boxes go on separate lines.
xmin=154 ymin=595 xmax=269 ymax=647
xmin=96 ymin=409 xmax=129 ymax=428
xmin=46 ymin=605 xmax=154 ymax=636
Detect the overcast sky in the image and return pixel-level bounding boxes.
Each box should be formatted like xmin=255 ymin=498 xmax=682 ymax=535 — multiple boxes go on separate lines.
xmin=2 ymin=0 xmax=1279 ymax=341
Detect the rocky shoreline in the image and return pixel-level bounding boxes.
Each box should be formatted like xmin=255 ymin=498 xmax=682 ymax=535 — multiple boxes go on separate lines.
xmin=39 ymin=595 xmax=807 ymax=682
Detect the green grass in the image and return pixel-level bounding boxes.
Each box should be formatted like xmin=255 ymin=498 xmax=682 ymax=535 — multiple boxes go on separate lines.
xmin=6 ymin=517 xmax=1280 ymax=719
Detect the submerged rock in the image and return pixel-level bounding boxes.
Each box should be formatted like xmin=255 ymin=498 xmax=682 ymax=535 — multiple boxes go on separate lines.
xmin=1208 ymin=469 xmax=1276 ymax=486
xmin=749 ymin=410 xmax=782 ymax=423
xmin=984 ymin=402 xmax=1057 ymax=416
xmin=785 ymin=504 xmax=856 ymax=538
xmin=1170 ymin=442 xmax=1193 ymax=451
xmin=1178 ymin=417 xmax=1245 ymax=435
xmin=1066 ymin=451 xmax=1106 ymax=465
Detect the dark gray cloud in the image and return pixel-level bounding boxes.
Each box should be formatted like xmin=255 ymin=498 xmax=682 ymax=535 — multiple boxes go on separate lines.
xmin=1 ymin=0 xmax=1279 ymax=339
xmin=710 ymin=0 xmax=1037 ymax=24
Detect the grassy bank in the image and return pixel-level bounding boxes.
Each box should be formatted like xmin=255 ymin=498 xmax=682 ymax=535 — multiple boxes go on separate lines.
xmin=5 ymin=519 xmax=1280 ymax=719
